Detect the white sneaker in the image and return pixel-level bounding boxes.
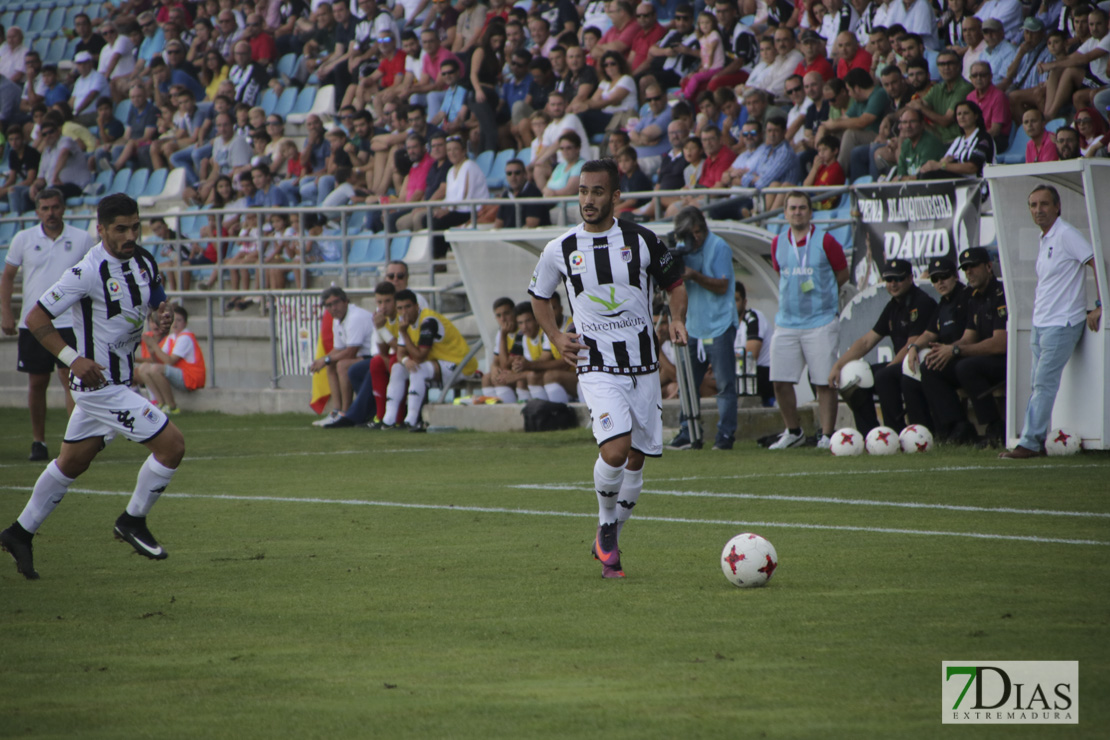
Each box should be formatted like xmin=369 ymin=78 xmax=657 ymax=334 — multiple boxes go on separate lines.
xmin=312 ymin=410 xmax=340 ymax=427
xmin=768 ymin=429 xmax=806 ymax=450
xmin=816 ymin=434 xmax=832 ymax=450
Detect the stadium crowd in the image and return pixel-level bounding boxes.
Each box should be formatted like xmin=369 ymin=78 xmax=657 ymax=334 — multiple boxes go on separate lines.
xmin=0 ymin=0 xmax=1106 ymax=446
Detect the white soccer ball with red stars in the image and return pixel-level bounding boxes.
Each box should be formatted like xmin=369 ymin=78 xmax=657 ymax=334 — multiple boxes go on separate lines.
xmin=899 ymin=424 xmax=934 ymax=453
xmin=1045 ymin=428 xmax=1081 ymax=456
xmin=829 ymin=427 xmax=864 ymax=456
xmin=720 ymin=533 xmax=778 ymax=588
xmin=865 ymin=426 xmax=900 ymax=455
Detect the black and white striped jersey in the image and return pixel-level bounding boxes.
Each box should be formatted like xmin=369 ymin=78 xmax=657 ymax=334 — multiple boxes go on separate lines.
xmin=529 ymin=219 xmax=683 ymax=376
xmin=37 ymin=243 xmax=166 ymax=390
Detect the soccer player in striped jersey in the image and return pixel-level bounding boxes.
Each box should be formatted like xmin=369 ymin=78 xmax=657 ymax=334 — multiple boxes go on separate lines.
xmin=529 ymin=159 xmax=688 ymax=578
xmin=1 ymin=195 xmax=185 ymax=580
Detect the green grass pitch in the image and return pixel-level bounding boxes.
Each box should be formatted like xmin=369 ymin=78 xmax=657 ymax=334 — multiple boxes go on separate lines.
xmin=1 ymin=409 xmax=1108 ymax=739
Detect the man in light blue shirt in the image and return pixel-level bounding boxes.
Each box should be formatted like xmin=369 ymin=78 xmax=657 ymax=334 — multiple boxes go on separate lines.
xmin=980 ymin=19 xmax=1018 ymax=86
xmin=666 ymin=207 xmax=739 ymax=451
xmin=738 ymin=116 xmax=801 ymax=189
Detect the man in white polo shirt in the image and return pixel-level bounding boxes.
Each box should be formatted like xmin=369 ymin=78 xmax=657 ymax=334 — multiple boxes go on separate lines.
xmin=309 ymin=286 xmax=378 ymax=426
xmin=1 ymin=189 xmax=95 ymax=460
xmin=1000 ymin=184 xmax=1103 ymax=459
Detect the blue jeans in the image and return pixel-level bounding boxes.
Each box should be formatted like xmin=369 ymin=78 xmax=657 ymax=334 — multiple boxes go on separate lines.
xmin=679 ymin=325 xmax=738 ymax=444
xmin=1017 ymin=322 xmax=1085 ymax=450
xmin=342 ymin=358 xmax=374 ymax=424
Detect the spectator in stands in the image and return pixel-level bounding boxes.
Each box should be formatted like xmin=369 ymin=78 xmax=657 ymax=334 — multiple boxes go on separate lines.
xmin=801 ymin=134 xmax=845 ymax=202
xmin=149 ymin=217 xmax=187 ymax=292
xmin=868 ymin=26 xmax=898 ymax=76
xmin=681 ymin=11 xmax=726 ymax=103
xmin=829 ymin=258 xmax=936 ymax=434
xmin=741 ymin=38 xmax=780 ymax=98
xmin=795 ymin=30 xmax=835 ymax=82
xmin=97 ymin=86 xmax=158 ymax=173
xmin=383 ymin=289 xmax=477 ymax=431
xmin=198 ymin=49 xmax=229 ymax=102
xmin=0 ymin=126 xmax=39 ymax=215
xmin=18 ymin=51 xmax=44 ymax=118
xmin=999 ymin=18 xmax=1050 ymax=101
xmin=799 ymin=70 xmax=830 ymax=165
xmin=367 ymin=132 xmax=430 ymax=232
xmin=627 ymin=83 xmax=672 ymax=175
xmin=530 ymin=91 xmax=588 ymax=189
xmin=466 ymin=22 xmax=505 ymax=154
xmin=891 ymin=106 xmax=945 ymax=179
xmin=1042 ymin=8 xmax=1110 ymax=119
xmin=503 ymin=50 xmax=538 ymax=149
xmin=632 ymin=119 xmax=691 ymax=219
xmin=957 ymin=16 xmax=986 ymax=80
xmin=980 ymin=19 xmax=1018 ymax=87
xmin=1055 ymin=124 xmax=1081 ymax=159
xmin=1001 ymin=185 xmax=1103 ymax=458
xmin=137 ymin=305 xmax=206 ymax=414
xmin=708 ymin=0 xmax=759 ymax=93
xmin=966 ymin=61 xmax=1011 ymax=151
xmin=33 ymin=65 xmax=71 ymax=113
xmin=542 ymin=130 xmax=585 ymax=201
xmin=569 ymin=51 xmax=638 ymax=137
xmin=614 ymin=146 xmax=652 ymax=215
xmin=242 ymin=13 xmax=276 ymax=67
xmin=735 ymin=280 xmax=775 ymax=407
xmin=909 ymin=49 xmax=972 ymax=144
xmin=919 ymin=99 xmax=995 ymax=179
xmin=920 ymin=247 xmax=1008 ymax=446
xmin=187 ymin=18 xmax=213 ymax=65
xmin=836 ymin=30 xmax=873 ymax=80
xmin=159 ymin=41 xmax=207 ymax=103
xmin=213 ymin=8 xmax=242 ymax=60
xmin=151 ymin=88 xmax=204 ymax=170
xmin=0 ymin=28 xmax=26 ymax=86
xmin=594 ymin=1 xmax=638 ymax=58
xmin=1023 ymin=107 xmax=1059 ymax=162
xmin=190 ymin=111 xmax=251 ymax=204
xmin=428 ymin=59 xmax=471 ymax=138
xmin=1075 ymin=107 xmax=1110 ymax=156
xmin=350 ymin=30 xmax=409 ymax=112
xmin=821 ymin=68 xmax=891 ymax=173
xmin=452 ymin=0 xmax=489 ymax=56
xmin=29 ymin=122 xmax=91 ymax=202
xmin=642 ymin=4 xmax=698 ymax=95
xmin=89 ymin=97 xmax=126 ymax=160
xmin=310 ymin=287 xmax=379 ymax=426
xmin=496 ymin=159 xmax=551 ymax=228
xmin=301 ymin=127 xmax=354 ymax=204
xmin=898 ymin=33 xmax=940 ymax=83
xmin=905 ymin=58 xmax=933 ymax=100
xmin=699 ymin=123 xmax=739 ymax=188
xmin=783 ymin=74 xmax=814 ymax=149
xmin=228 ymin=40 xmax=267 ymax=106
xmin=411 ymin=28 xmax=462 ymax=122
xmin=69 ymin=52 xmax=110 ymax=126
xmin=767 ymin=191 xmax=850 ymax=450
xmin=101 ymin=21 xmax=138 ymax=102
xmin=73 ymin=14 xmax=107 ymax=65
xmin=400 ymin=133 xmax=485 ymax=252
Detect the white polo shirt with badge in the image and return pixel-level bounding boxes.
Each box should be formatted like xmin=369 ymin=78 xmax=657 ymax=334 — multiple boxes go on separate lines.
xmin=333 ymin=303 xmax=378 ymax=357
xmin=5 ymin=223 xmax=95 ymax=329
xmin=1033 ymin=217 xmax=1095 ymax=328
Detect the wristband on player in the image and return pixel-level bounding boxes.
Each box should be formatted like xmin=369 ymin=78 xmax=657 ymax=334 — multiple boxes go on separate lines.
xmin=378 ymin=326 xmax=393 ymax=343
xmin=58 ymin=346 xmax=79 ymax=367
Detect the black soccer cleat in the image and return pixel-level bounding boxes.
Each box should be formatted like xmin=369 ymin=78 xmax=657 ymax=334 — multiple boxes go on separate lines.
xmin=29 ymin=441 xmax=48 ymax=462
xmin=1 ymin=524 xmax=40 ymax=580
xmin=113 ymin=513 xmax=168 ymax=560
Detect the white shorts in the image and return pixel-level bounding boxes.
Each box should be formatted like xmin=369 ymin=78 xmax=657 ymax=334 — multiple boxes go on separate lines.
xmin=64 ymin=384 xmax=170 ymax=444
xmin=578 ymin=372 xmax=663 ymax=457
xmin=769 ymin=319 xmax=839 ymax=385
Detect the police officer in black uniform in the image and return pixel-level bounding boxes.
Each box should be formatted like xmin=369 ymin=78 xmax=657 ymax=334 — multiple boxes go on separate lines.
xmin=829 ymin=258 xmax=937 ymax=434
xmin=919 ymin=247 xmax=1008 ymax=446
xmin=902 ymin=256 xmax=970 ymax=431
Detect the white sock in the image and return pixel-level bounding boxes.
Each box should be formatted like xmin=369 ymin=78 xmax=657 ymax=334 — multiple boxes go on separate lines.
xmin=384 ymin=363 xmax=409 ymax=424
xmin=404 ymin=362 xmax=430 ymax=426
xmin=18 ymin=461 xmax=74 ymax=533
xmin=516 ymin=386 xmax=532 ymax=401
xmin=126 ymin=454 xmax=177 ymax=517
xmin=616 ymin=467 xmax=644 ymax=536
xmin=593 ymin=455 xmax=624 ymax=526
xmin=527 ymin=384 xmax=548 ymax=401
xmin=544 ymin=382 xmax=569 ymax=403
xmin=493 ymin=385 xmax=516 ymax=404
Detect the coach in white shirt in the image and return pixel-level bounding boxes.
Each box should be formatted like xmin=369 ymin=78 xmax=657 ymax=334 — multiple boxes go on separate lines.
xmin=0 ymin=188 xmax=95 ymax=460
xmin=1000 ymin=184 xmax=1103 ymax=459
xmin=309 ymin=286 xmax=379 ymax=424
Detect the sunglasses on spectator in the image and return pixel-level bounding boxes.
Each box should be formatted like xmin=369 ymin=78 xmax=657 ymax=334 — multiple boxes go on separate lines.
xmin=341 ymin=113 xmax=355 ymax=119
xmin=506 ymin=169 xmax=525 ymax=176
xmin=741 ymin=131 xmax=759 ymax=138
xmin=446 ymin=135 xmax=463 ymax=142
xmin=970 ymin=72 xmax=989 ymax=78
xmin=930 ymin=273 xmax=954 ymax=283
xmin=675 ymin=14 xmax=691 ymax=20
xmin=386 ymin=272 xmax=407 ymax=279
xmin=938 ymin=60 xmax=958 ymax=66
xmin=378 ymin=36 xmax=392 ymax=43
xmin=636 ymin=12 xmax=654 ymax=17
xmin=646 ymin=95 xmax=663 ymax=102
xmin=1076 ymin=117 xmax=1093 ymax=124
xmin=786 ymin=86 xmax=802 ymax=94
xmin=884 ymin=275 xmax=909 ymax=283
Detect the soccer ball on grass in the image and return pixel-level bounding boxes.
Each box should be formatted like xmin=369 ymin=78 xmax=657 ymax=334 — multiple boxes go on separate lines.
xmin=721 ymin=533 xmax=778 ymax=588
xmin=1045 ymin=428 xmax=1081 ymax=456
xmin=899 ymin=424 xmax=933 ymax=453
xmin=829 ymin=428 xmax=864 ymax=456
xmin=865 ymin=426 xmax=899 ymax=455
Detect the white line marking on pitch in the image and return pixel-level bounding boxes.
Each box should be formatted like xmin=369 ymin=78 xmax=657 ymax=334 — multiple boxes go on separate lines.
xmin=651 ymin=462 xmax=1108 ymax=482
xmin=0 ymin=449 xmax=422 ymax=468
xmin=510 ymin=484 xmax=1110 ymax=519
xmin=0 ymin=486 xmax=1105 ymax=547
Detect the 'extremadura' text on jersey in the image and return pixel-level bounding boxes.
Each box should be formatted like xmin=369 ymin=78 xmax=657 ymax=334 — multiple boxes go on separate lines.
xmin=529 ymin=219 xmax=682 ymax=376
xmin=37 ymin=244 xmax=166 ymax=390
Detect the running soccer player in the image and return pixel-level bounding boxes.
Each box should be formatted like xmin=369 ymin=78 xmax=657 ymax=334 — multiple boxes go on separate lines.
xmin=529 ymin=158 xmax=688 ymax=579
xmin=0 ymin=194 xmax=186 ymax=580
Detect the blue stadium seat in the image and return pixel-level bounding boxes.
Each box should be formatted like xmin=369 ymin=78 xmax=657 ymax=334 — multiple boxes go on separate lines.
xmin=114 ymin=98 xmax=132 ymax=126
xmin=290 ymin=86 xmax=317 ymax=115
xmin=46 ymin=7 xmax=67 ymax=31
xmin=33 ymin=37 xmax=51 ymax=59
xmin=343 ymin=209 xmax=365 ymax=234
xmin=125 ymin=168 xmax=149 ymax=199
xmin=272 ymin=87 xmax=298 ymax=118
xmin=389 ymin=233 xmax=411 ymax=260
xmin=516 ymin=147 xmax=532 ymax=166
xmin=28 ymin=10 xmax=49 ymax=35
xmin=852 ymin=174 xmax=873 ymax=185
xmin=14 ymin=11 xmax=33 ymax=31
xmin=143 ymin=168 xmax=167 ymax=197
xmin=105 ymin=168 xmax=132 ymax=197
xmin=0 ymin=221 xmax=17 ymax=248
xmin=997 ymin=127 xmax=1030 ymax=164
xmin=177 ymin=207 xmax=205 ymax=239
xmin=81 ymin=169 xmax=113 ymax=206
xmin=1045 ymin=117 xmax=1066 ymax=133
xmin=474 ymin=150 xmax=495 ymax=180
xmin=45 ymin=36 xmax=67 ymax=64
xmin=276 ymin=53 xmax=298 ymax=82
xmin=258 ymin=88 xmax=278 ymax=116
xmin=347 ymin=236 xmax=371 ymax=268
xmin=64 ymin=36 xmax=80 ymax=60
xmin=0 ymin=12 xmax=15 ymax=29
xmin=365 ymin=236 xmax=387 ymax=264
xmin=485 ymin=148 xmax=515 ymax=191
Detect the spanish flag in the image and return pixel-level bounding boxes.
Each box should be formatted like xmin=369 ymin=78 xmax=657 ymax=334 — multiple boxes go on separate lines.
xmin=309 ymin=310 xmax=334 ymax=414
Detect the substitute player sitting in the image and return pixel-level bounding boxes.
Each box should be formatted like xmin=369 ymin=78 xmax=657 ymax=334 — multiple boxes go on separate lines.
xmin=135 ymin=304 xmax=207 ymax=413
xmin=382 ymin=289 xmax=479 ymax=431
xmin=529 ymin=158 xmax=688 ymax=579
xmin=1 ymin=194 xmax=186 ymax=580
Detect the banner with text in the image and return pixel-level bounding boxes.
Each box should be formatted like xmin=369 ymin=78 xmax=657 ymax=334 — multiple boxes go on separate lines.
xmin=851 ymin=180 xmax=982 ymax=290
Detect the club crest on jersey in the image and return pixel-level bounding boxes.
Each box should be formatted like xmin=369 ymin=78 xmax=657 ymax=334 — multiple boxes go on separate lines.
xmin=620 ymin=246 xmax=632 ymax=263
xmin=64 ymin=241 xmax=73 ymax=251
xmin=106 ymin=277 xmax=123 ymax=300
xmin=599 ymin=413 xmax=613 ymax=432
xmin=569 ymin=250 xmax=587 ymax=275
xmin=143 ymin=406 xmax=159 ymax=424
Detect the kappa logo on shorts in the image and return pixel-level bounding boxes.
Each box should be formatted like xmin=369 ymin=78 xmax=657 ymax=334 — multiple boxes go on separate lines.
xmin=569 ymin=250 xmax=587 ymax=275
xmin=600 ymin=413 xmax=613 ymax=432
xmin=113 ymin=410 xmax=136 ymax=431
